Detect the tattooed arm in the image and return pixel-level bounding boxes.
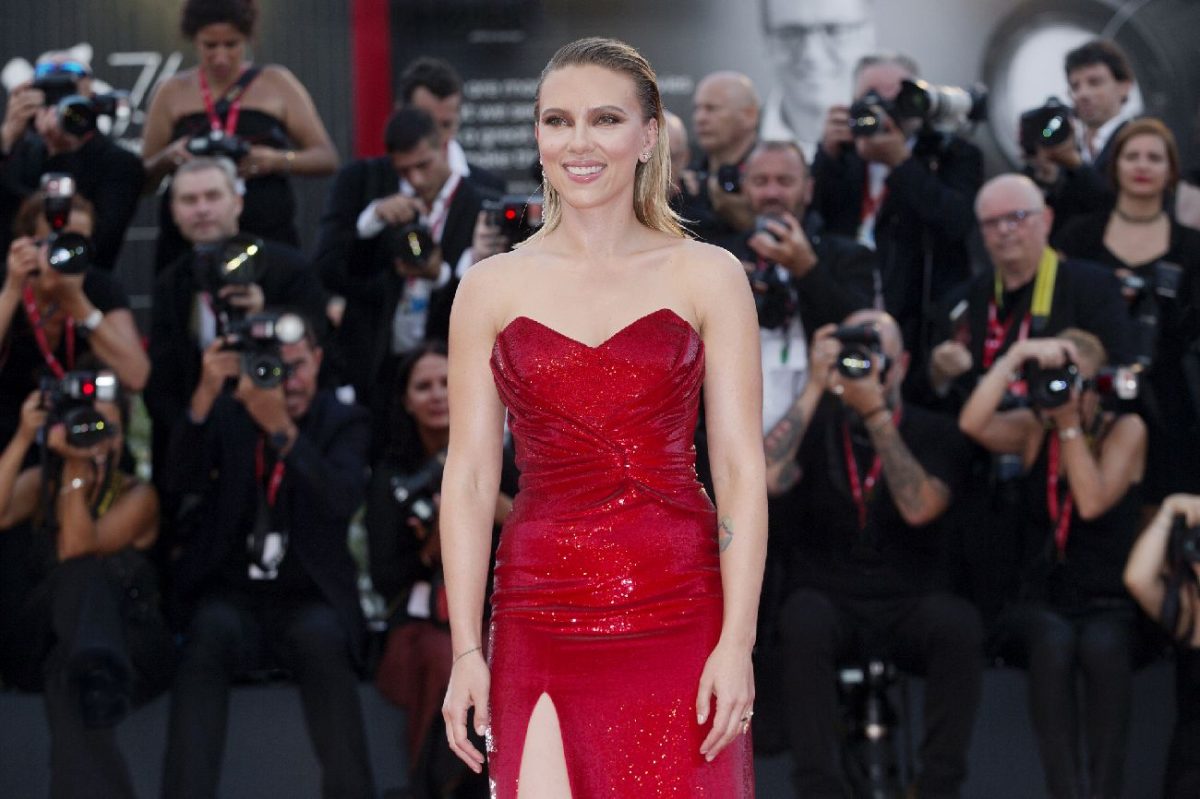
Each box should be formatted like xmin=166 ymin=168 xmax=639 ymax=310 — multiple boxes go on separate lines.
xmin=866 ymin=412 xmax=951 ymax=527
xmin=764 ymin=324 xmax=839 ymax=496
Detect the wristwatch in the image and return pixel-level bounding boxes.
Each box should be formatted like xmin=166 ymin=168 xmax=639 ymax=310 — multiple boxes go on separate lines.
xmin=1058 ymin=426 xmax=1083 ymax=441
xmin=80 ymin=308 xmax=103 ymax=332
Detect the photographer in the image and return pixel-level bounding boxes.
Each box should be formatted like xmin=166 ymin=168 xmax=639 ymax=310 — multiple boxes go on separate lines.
xmin=141 ymin=0 xmax=338 ymax=272
xmin=1056 ymin=119 xmax=1200 ymax=501
xmin=1029 ymin=39 xmax=1136 ymax=237
xmin=677 ymin=71 xmax=759 ymax=248
xmin=959 ymin=329 xmax=1146 ymax=799
xmin=811 ymin=52 xmax=982 ymax=354
xmin=0 ymin=191 xmax=148 ymax=448
xmin=160 ymin=319 xmax=374 ymax=798
xmin=367 ymin=342 xmax=516 ymax=796
xmin=1124 ymin=494 xmax=1200 ymax=798
xmin=764 ymin=309 xmax=982 ymax=799
xmin=315 ymin=106 xmax=489 ymax=411
xmin=0 ymin=52 xmax=144 ymax=271
xmin=736 ymin=139 xmax=877 ymax=430
xmin=144 ymin=157 xmax=325 ymax=492
xmin=0 ymin=380 xmax=173 ymax=799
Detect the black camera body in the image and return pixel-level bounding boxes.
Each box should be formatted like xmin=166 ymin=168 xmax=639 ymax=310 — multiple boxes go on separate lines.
xmin=482 ymin=194 xmax=544 ymax=246
xmin=831 ymin=324 xmax=890 ymax=381
xmin=1172 ymin=516 xmax=1200 ymax=565
xmin=390 ymin=455 xmax=446 ymax=525
xmin=40 ymin=371 xmax=120 ymax=449
xmin=192 ymin=234 xmax=262 ymax=327
xmin=186 ymin=130 xmax=252 ymax=162
xmin=382 ymin=222 xmax=436 ymax=269
xmin=1022 ymin=361 xmax=1080 ymax=409
xmin=1019 ymin=97 xmax=1073 ymax=156
xmin=33 ymin=73 xmax=80 ymax=107
xmin=39 ymin=172 xmax=94 ymax=275
xmin=57 ymin=93 xmax=127 ymax=137
xmin=848 ymin=91 xmax=892 ymax=138
xmin=223 ymin=312 xmax=307 ymax=389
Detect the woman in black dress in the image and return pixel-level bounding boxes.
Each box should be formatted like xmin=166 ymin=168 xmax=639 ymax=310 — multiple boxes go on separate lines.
xmin=1056 ymin=118 xmax=1200 ymax=500
xmin=141 ymin=0 xmax=338 ymax=270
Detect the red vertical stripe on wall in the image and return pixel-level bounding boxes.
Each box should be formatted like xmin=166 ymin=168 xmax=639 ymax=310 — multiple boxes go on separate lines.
xmin=351 ymin=0 xmax=392 ymax=157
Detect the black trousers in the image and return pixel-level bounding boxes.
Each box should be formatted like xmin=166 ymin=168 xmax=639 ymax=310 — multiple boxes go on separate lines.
xmin=996 ymin=603 xmax=1136 ymax=799
xmin=0 ymin=552 xmax=175 ymax=799
xmin=778 ymin=589 xmax=984 ymax=799
xmin=161 ymin=590 xmax=375 ymax=799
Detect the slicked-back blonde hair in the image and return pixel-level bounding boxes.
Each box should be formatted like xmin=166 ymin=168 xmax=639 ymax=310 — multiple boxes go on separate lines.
xmin=523 ymin=37 xmax=686 ymax=245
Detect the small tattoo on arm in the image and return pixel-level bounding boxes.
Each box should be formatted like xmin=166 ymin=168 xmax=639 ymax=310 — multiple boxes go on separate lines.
xmin=718 ymin=516 xmax=734 ymax=553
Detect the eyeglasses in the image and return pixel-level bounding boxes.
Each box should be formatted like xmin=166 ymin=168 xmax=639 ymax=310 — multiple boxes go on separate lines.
xmin=33 ymin=60 xmax=91 ymax=80
xmin=768 ymin=20 xmax=871 ymax=61
xmin=979 ymin=208 xmax=1041 ymax=234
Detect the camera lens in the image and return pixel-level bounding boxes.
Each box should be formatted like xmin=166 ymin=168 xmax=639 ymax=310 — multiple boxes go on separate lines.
xmin=47 ymin=233 xmax=93 ymax=275
xmin=837 ymin=347 xmax=874 ymax=380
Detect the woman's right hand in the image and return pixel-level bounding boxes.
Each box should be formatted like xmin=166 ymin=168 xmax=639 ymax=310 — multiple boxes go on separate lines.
xmin=442 ymin=649 xmax=490 ymax=773
xmin=162 ymin=136 xmax=193 ymax=171
xmin=1005 ymin=337 xmax=1079 ymax=370
xmin=4 ymin=237 xmax=41 ymax=295
xmin=17 ymin=391 xmax=47 ymax=442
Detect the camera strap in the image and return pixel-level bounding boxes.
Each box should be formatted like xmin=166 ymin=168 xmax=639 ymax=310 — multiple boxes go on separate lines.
xmin=984 ymin=248 xmax=1060 ymax=368
xmin=198 ymin=66 xmax=261 ymax=137
xmin=254 ymin=437 xmax=286 ymax=509
xmin=841 ymin=407 xmax=903 ymax=530
xmin=22 ymin=285 xmax=74 ymax=379
xmin=1045 ymin=434 xmax=1074 ymax=560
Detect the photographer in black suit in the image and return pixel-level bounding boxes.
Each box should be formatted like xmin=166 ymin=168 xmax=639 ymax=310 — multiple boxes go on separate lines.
xmin=316 ymin=107 xmax=494 ymax=415
xmin=160 ymin=318 xmax=374 ymax=799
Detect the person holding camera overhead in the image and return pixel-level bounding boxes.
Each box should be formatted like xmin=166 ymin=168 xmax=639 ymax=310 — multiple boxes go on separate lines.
xmin=141 ymin=0 xmax=338 ymax=272
xmin=764 ymin=308 xmax=982 ymax=799
xmin=959 ymin=328 xmax=1146 ymax=799
xmin=366 ymin=341 xmax=516 ymax=796
xmin=316 ymin=106 xmax=491 ymax=415
xmin=1055 ymin=119 xmax=1200 ymax=501
xmin=0 ymin=49 xmax=145 ymax=271
xmin=159 ymin=315 xmax=374 ymax=799
xmin=0 ymin=374 xmax=173 ymax=799
xmin=144 ymin=157 xmax=325 ymax=499
xmin=0 ymin=191 xmax=148 ymax=449
xmin=1124 ymin=494 xmax=1200 ymax=797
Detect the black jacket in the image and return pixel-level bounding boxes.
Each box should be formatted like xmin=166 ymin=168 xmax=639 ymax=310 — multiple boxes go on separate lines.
xmin=165 ymin=391 xmax=370 ymax=657
xmin=0 ymin=132 xmax=144 ymax=271
xmin=811 ymin=135 xmax=983 ymax=347
xmin=315 ymin=157 xmax=483 ymax=399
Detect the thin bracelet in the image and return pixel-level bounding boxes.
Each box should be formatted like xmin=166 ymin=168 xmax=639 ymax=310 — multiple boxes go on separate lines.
xmin=453 ymin=645 xmax=482 ymax=665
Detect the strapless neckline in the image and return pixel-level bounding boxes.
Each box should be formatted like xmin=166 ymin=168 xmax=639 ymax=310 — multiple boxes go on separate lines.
xmin=494 ymin=307 xmax=698 ymax=351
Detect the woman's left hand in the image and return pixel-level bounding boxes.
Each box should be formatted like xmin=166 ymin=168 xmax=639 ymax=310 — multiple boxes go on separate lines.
xmin=695 ymin=638 xmax=755 ymax=762
xmin=239 ymin=146 xmax=284 ymax=178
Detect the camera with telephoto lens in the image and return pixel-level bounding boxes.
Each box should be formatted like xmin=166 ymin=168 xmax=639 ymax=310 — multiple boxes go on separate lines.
xmin=390 ymin=454 xmax=445 ymax=525
xmin=892 ymin=79 xmax=987 ymax=132
xmin=186 ymin=129 xmax=251 ymax=162
xmin=39 ymin=172 xmax=94 ymax=275
xmin=482 ymin=194 xmax=544 ymax=247
xmin=1171 ymin=515 xmax=1200 ymax=565
xmin=1022 ymin=360 xmax=1080 ymax=409
xmin=1084 ymin=365 xmax=1142 ymax=401
xmin=223 ymin=311 xmax=307 ymax=389
xmin=382 ymin=222 xmax=436 ymax=269
xmin=192 ymin=234 xmax=262 ymax=328
xmin=831 ymin=324 xmax=890 ymax=381
xmin=40 ymin=371 xmax=120 ymax=449
xmin=56 ymin=92 xmax=129 ymax=137
xmin=1019 ymin=97 xmax=1073 ymax=156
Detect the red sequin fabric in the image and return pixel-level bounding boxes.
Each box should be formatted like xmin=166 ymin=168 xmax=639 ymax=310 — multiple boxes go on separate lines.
xmin=486 ymin=308 xmax=754 ymax=797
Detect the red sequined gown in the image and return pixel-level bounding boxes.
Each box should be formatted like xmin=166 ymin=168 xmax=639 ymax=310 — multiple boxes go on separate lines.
xmin=487 ymin=308 xmax=754 ymax=797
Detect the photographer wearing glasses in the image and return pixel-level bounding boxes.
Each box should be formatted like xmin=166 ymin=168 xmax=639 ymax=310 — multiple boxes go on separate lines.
xmin=764 ymin=308 xmax=981 ymax=799
xmin=0 ymin=374 xmax=173 ymax=799
xmin=960 ymin=329 xmax=1147 ymax=799
xmin=0 ymin=51 xmax=143 ymax=271
xmin=1125 ymin=494 xmax=1200 ymax=798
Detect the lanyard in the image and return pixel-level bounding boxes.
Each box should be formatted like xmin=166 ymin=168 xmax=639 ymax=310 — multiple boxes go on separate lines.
xmin=984 ymin=247 xmax=1061 ymax=369
xmin=22 ymin=285 xmax=74 ymax=379
xmin=198 ymin=67 xmax=246 ymax=136
xmin=425 ymin=171 xmax=462 ymax=242
xmin=860 ymin=171 xmax=888 ymax=224
xmin=841 ymin=408 xmax=903 ymax=530
xmin=255 ymin=438 xmax=286 ymax=508
xmin=983 ymin=301 xmax=1031 ymax=369
xmin=1045 ymin=434 xmax=1074 ymax=559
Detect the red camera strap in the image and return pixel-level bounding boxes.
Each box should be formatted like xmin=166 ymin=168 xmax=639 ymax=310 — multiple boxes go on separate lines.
xmin=255 ymin=437 xmax=286 ymax=509
xmin=859 ymin=173 xmax=888 ymax=225
xmin=982 ymin=298 xmax=1031 ymax=370
xmin=22 ymin=285 xmax=74 ymax=380
xmin=1045 ymin=434 xmax=1074 ymax=559
xmin=841 ymin=408 xmax=902 ymax=530
xmin=199 ymin=67 xmax=248 ymax=137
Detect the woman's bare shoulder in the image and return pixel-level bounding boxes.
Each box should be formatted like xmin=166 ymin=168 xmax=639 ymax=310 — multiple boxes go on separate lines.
xmin=454 ymin=250 xmax=538 ymax=322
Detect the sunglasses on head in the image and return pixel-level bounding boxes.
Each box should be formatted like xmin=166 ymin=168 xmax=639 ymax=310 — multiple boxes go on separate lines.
xmin=33 ymin=60 xmax=91 ymax=80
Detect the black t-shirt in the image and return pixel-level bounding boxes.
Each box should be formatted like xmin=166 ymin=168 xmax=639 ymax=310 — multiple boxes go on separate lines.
xmin=785 ymin=396 xmax=971 ymax=598
xmin=0 ymin=270 xmax=129 ymax=442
